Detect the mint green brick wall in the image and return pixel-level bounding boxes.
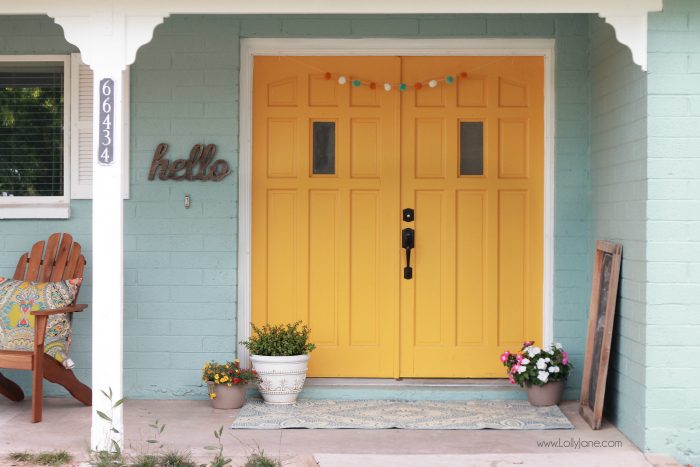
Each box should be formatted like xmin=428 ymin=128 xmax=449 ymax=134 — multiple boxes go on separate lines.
xmin=646 ymin=1 xmax=700 ymax=464
xmin=0 ymin=14 xmax=593 ymax=400
xmin=125 ymin=15 xmax=240 ymax=397
xmin=0 ymin=16 xmax=90 ymax=396
xmin=589 ymin=17 xmax=648 ymax=448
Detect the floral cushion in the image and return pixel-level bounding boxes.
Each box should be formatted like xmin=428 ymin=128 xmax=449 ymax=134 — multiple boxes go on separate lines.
xmin=0 ymin=277 xmax=82 ymax=368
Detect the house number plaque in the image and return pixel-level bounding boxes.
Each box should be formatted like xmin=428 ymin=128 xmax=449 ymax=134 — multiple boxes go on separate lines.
xmin=98 ymin=78 xmax=115 ymax=166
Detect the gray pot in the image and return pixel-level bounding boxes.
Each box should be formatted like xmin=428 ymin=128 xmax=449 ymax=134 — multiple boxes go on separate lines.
xmin=526 ymin=380 xmax=564 ymax=406
xmin=207 ymin=382 xmax=247 ymax=409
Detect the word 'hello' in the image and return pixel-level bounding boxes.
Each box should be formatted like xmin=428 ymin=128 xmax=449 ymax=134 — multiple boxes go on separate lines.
xmin=148 ymin=143 xmax=231 ymax=182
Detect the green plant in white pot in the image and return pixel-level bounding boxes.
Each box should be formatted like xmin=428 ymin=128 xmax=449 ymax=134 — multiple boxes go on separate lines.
xmin=240 ymin=321 xmax=315 ymax=404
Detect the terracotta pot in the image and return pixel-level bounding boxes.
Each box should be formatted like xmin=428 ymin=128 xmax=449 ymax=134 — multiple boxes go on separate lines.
xmin=250 ymin=354 xmax=309 ymax=405
xmin=207 ymin=382 xmax=247 ymax=409
xmin=526 ymin=380 xmax=564 ymax=406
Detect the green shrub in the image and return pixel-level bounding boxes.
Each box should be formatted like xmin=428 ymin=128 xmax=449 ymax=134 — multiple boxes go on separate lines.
xmin=131 ymin=454 xmax=159 ymax=467
xmin=130 ymin=451 xmax=195 ymax=467
xmin=9 ymin=450 xmax=73 ymax=466
xmin=240 ymin=321 xmax=315 ymax=356
xmin=244 ymin=449 xmax=281 ymax=467
xmin=159 ymin=450 xmax=196 ymax=467
xmin=88 ymin=450 xmax=125 ymax=467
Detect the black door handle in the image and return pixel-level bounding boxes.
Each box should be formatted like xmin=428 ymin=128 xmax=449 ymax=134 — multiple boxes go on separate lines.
xmin=402 ymin=228 xmax=414 ymax=279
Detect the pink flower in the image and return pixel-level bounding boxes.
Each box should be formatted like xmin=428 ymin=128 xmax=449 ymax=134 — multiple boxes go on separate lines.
xmin=516 ymin=354 xmax=523 ymax=363
xmin=500 ymin=351 xmax=510 ymax=363
xmin=562 ymin=351 xmax=569 ymax=366
xmin=511 ymin=364 xmax=519 ymax=374
xmin=508 ymin=375 xmax=516 ymax=384
xmin=523 ymin=340 xmax=535 ymax=348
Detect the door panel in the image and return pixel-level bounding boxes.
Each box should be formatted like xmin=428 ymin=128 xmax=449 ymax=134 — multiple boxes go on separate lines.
xmin=400 ymin=56 xmax=544 ymax=377
xmin=253 ymin=56 xmax=400 ymax=377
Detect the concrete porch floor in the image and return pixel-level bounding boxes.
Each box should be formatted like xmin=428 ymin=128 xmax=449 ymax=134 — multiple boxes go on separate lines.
xmin=0 ymin=398 xmax=681 ymax=467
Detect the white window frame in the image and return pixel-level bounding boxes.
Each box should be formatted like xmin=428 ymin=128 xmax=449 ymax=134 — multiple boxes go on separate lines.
xmin=0 ymin=54 xmax=71 ymax=219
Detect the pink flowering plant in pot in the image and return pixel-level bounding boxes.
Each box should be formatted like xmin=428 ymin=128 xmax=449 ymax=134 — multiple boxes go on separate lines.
xmin=501 ymin=341 xmax=572 ymax=386
xmin=501 ymin=341 xmax=574 ymax=406
xmin=500 ymin=341 xmax=573 ymax=406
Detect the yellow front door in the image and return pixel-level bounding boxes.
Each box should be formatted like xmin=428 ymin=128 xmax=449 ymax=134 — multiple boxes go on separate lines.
xmin=252 ymin=55 xmax=543 ymax=378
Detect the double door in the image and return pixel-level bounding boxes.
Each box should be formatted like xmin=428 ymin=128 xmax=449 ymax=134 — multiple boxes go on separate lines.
xmin=252 ymin=55 xmax=543 ymax=378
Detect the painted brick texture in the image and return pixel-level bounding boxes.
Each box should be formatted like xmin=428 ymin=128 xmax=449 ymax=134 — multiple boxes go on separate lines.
xmin=589 ymin=17 xmax=648 ymax=449
xmin=646 ymin=1 xmax=700 ymax=464
xmin=125 ymin=16 xmax=240 ymax=398
xmin=0 ymin=16 xmax=89 ymax=396
xmin=0 ymin=14 xmax=592 ymax=400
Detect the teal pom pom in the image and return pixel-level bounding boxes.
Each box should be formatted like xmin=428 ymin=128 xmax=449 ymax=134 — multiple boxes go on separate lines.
xmin=352 ymin=79 xmax=361 ymax=87
xmin=399 ymin=83 xmax=408 ymax=91
xmin=445 ymin=75 xmax=454 ymax=84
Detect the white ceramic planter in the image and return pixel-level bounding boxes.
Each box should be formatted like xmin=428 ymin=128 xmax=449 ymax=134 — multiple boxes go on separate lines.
xmin=250 ymin=354 xmax=309 ymax=404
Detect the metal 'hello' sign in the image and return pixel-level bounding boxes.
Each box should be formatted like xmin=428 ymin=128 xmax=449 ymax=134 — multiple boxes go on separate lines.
xmin=148 ymin=143 xmax=231 ymax=181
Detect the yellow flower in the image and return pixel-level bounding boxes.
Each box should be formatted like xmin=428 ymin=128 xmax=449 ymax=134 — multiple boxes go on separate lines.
xmin=210 ymin=393 xmax=217 ymax=399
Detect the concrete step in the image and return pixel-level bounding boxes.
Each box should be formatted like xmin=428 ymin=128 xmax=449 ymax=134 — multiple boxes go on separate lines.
xmin=251 ymin=378 xmax=527 ymax=401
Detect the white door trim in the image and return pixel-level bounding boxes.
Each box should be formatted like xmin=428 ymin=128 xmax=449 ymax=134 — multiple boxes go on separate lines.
xmin=237 ymin=38 xmax=556 ymax=365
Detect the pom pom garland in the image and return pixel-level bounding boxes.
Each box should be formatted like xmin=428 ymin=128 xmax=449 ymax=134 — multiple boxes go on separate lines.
xmin=323 ymin=71 xmax=468 ymax=92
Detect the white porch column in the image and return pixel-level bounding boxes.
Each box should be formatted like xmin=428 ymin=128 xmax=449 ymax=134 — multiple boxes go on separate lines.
xmin=89 ymin=67 xmax=126 ymax=450
xmin=48 ymin=9 xmax=166 ymax=451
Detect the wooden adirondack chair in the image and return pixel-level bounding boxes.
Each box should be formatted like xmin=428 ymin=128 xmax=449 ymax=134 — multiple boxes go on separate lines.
xmin=0 ymin=233 xmax=92 ymax=422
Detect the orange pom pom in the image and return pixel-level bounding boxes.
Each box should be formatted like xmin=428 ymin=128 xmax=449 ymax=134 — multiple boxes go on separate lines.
xmin=414 ymin=82 xmax=423 ymax=90
xmin=460 ymin=72 xmax=468 ymax=78
xmin=369 ymin=82 xmax=376 ymax=90
xmin=324 ymin=72 xmax=332 ymax=80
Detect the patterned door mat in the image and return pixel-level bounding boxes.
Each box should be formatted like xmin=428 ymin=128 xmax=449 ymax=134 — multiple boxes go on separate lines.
xmin=231 ymin=399 xmax=573 ymax=430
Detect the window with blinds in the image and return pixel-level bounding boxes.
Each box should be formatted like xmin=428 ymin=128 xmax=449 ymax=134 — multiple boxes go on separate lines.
xmin=0 ymin=61 xmax=65 ymax=197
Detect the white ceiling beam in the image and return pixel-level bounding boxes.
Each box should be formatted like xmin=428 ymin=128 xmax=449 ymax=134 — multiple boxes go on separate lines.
xmin=5 ymin=0 xmax=663 ymax=15
xmin=6 ymin=0 xmax=663 ymax=71
xmin=5 ymin=0 xmax=663 ymax=69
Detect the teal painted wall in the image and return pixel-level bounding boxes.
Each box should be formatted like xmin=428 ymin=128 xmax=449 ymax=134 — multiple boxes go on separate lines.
xmin=0 ymin=14 xmax=592 ymax=400
xmin=646 ymin=1 xmax=700 ymax=464
xmin=589 ymin=17 xmax=648 ymax=448
xmin=0 ymin=16 xmax=89 ymax=396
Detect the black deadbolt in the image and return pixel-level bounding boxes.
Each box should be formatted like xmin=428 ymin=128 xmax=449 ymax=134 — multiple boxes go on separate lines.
xmin=403 ymin=208 xmax=415 ymax=222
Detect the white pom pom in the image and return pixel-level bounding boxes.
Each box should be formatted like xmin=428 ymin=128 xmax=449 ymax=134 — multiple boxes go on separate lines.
xmin=383 ymin=83 xmax=392 ymax=91
xmin=428 ymin=79 xmax=438 ymax=88
xmin=338 ymin=75 xmax=347 ymax=85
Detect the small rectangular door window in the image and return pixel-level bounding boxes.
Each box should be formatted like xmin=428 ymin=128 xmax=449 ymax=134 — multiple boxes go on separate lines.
xmin=459 ymin=121 xmax=484 ymax=176
xmin=312 ymin=121 xmax=336 ymax=174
